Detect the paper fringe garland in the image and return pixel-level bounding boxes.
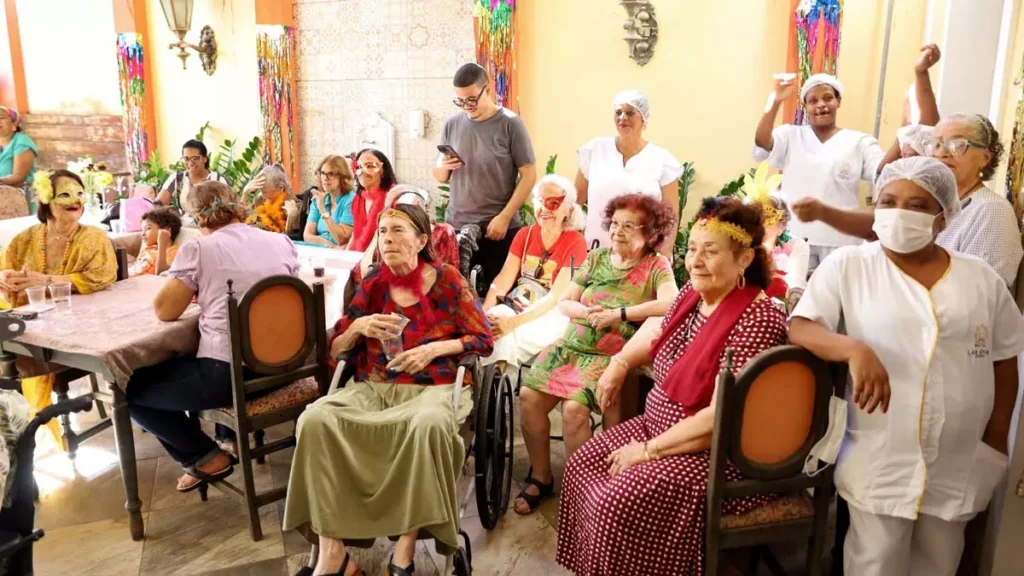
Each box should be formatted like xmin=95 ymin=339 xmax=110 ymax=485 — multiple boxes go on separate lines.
xmin=1005 ymin=57 xmax=1024 ymax=217
xmin=116 ymin=34 xmax=149 ymax=167
xmin=474 ymin=0 xmax=515 ymax=108
xmin=794 ymin=0 xmax=843 ymax=124
xmin=257 ymin=26 xmax=296 ymax=183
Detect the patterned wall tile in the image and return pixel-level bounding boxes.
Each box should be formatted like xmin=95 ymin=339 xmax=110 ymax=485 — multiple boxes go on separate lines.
xmin=294 ymin=0 xmax=475 ymax=194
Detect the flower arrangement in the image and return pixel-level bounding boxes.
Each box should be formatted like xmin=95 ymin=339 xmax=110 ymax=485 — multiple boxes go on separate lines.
xmin=67 ymin=157 xmax=115 ymax=197
xmin=246 ymin=193 xmax=287 ymax=233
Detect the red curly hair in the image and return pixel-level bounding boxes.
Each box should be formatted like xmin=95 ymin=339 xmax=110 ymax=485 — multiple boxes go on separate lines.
xmin=601 ymin=193 xmax=677 ymax=253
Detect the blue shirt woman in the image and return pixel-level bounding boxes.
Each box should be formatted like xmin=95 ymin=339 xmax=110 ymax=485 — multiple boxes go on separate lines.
xmin=307 ymin=190 xmax=355 ymax=244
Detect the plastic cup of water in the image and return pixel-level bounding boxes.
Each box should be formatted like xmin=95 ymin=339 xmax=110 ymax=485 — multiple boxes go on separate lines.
xmin=49 ymin=282 xmax=72 ymax=314
xmin=25 ymin=286 xmax=47 ymax=311
xmin=381 ymin=313 xmax=411 ymax=362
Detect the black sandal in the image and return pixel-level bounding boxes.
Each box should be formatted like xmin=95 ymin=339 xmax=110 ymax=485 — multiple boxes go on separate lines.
xmin=294 ymin=552 xmax=361 ymax=576
xmin=176 ymin=463 xmax=234 ymax=493
xmin=388 ymin=554 xmax=415 ymax=576
xmin=513 ymin=467 xmax=554 ymax=515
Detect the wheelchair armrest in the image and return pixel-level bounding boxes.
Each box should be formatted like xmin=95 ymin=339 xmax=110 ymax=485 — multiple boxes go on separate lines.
xmin=457 ymin=353 xmax=479 ymax=370
xmin=24 ymin=395 xmax=93 ymax=438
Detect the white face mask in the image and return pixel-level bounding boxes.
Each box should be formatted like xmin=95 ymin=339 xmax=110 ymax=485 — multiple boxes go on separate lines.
xmin=872 ymin=208 xmax=939 ymax=254
xmin=803 ymin=396 xmax=848 ymax=476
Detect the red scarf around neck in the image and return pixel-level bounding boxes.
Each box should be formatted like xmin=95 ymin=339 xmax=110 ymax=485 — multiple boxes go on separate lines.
xmin=651 ymin=285 xmax=761 ymax=416
xmin=350 ymin=187 xmax=388 ymax=251
xmin=377 ymin=258 xmax=436 ymax=324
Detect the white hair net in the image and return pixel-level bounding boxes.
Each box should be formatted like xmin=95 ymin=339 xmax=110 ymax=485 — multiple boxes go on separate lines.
xmin=613 ymin=90 xmax=650 ymax=124
xmin=896 ymin=124 xmax=932 ymax=155
xmin=532 ymin=174 xmax=586 ymax=231
xmin=875 ymin=157 xmax=960 ymax=220
xmin=800 ymin=73 xmax=845 ymax=101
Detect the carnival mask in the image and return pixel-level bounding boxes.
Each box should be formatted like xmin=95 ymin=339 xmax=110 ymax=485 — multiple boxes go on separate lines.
xmin=51 ymin=181 xmax=87 ymax=206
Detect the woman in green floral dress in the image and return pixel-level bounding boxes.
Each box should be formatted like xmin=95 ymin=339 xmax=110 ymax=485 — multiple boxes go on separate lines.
xmin=515 ymin=193 xmax=678 ymax=515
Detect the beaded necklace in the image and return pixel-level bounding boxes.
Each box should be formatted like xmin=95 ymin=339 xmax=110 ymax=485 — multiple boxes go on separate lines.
xmin=39 ymin=223 xmax=79 ymax=275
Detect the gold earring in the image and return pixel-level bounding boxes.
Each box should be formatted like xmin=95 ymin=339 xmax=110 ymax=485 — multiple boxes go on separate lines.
xmin=737 ymin=275 xmax=747 ymax=289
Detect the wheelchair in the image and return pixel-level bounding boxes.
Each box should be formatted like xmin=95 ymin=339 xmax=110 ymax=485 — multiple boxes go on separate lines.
xmin=0 ymin=316 xmax=94 ymax=575
xmin=302 ymin=342 xmax=514 ymax=575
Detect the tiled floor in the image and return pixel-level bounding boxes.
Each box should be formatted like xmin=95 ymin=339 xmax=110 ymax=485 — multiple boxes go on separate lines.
xmin=32 ymin=383 xmax=805 ymax=575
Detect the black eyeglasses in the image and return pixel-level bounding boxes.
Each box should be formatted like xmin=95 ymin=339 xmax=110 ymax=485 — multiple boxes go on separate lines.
xmin=453 ymin=85 xmax=486 ymax=109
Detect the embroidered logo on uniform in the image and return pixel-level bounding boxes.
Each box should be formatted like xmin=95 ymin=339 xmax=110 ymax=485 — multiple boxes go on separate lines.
xmin=835 ymin=162 xmax=853 ymax=180
xmin=969 ymin=324 xmax=990 ymax=358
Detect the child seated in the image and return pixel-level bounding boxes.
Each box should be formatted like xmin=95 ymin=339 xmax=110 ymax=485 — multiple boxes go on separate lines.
xmin=129 ymin=207 xmax=181 ymax=277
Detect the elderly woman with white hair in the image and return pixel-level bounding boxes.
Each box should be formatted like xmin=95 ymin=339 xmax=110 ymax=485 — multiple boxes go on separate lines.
xmin=575 ymin=90 xmax=682 ymax=253
xmin=790 ymin=156 xmax=1024 ymax=575
xmin=754 ymin=47 xmax=941 ymax=271
xmin=243 ymin=164 xmax=300 ymax=234
xmin=481 ymin=173 xmax=588 ymax=368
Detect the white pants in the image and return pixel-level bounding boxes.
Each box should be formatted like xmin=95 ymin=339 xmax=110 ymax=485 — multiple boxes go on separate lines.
xmin=845 ymin=506 xmax=968 ymax=576
xmin=481 ymin=305 xmax=568 ymax=368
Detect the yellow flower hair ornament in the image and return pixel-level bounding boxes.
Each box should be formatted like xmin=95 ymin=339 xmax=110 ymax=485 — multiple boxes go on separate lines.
xmin=742 ymin=161 xmax=785 ymax=227
xmin=32 ymin=171 xmax=54 ymax=205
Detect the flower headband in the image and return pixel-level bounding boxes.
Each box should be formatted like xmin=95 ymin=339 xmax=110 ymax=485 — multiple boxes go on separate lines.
xmin=697 ymin=217 xmax=753 ymax=247
xmin=31 ymin=171 xmax=84 ymax=206
xmin=0 ymin=106 xmax=20 ymax=125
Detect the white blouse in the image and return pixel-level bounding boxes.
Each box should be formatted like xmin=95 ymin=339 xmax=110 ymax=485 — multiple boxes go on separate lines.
xmin=754 ymin=125 xmax=885 ymax=248
xmin=578 ymin=137 xmax=682 ymax=248
xmin=793 ymin=243 xmax=1024 ymax=521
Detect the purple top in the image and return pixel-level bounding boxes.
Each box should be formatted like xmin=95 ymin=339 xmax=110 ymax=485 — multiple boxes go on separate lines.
xmin=167 ymin=223 xmax=299 ymax=362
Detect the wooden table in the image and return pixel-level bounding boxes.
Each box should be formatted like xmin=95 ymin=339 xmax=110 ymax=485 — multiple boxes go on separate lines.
xmin=1 ymin=250 xmax=360 ymax=540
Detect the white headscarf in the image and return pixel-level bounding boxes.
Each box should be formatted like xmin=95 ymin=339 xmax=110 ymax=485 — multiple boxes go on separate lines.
xmin=613 ymin=90 xmax=650 ymax=125
xmin=800 ymin=73 xmax=845 ymax=102
xmin=532 ymin=174 xmax=586 ymax=231
xmin=875 ymin=157 xmax=960 ymax=220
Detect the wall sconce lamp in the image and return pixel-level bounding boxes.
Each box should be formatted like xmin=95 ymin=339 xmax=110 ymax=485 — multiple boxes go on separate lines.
xmin=621 ymin=0 xmax=659 ymax=67
xmin=158 ymin=0 xmax=218 ymax=75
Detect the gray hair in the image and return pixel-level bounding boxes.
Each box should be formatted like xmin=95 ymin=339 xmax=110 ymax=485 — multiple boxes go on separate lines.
xmin=532 ymin=174 xmax=586 ymax=231
xmin=261 ymin=164 xmax=291 ymax=194
xmin=876 ymin=157 xmax=960 ymax=220
xmin=941 ymin=113 xmax=1004 ymax=181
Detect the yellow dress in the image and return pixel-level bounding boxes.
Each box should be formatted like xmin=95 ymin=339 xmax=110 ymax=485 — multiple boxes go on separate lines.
xmin=1 ymin=223 xmax=117 ymax=447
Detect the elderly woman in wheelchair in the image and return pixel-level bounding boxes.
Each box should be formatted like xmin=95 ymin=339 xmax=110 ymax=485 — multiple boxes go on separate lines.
xmin=283 ymin=204 xmax=493 ymax=576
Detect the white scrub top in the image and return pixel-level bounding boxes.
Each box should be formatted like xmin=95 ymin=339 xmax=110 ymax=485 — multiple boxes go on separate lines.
xmin=578 ymin=137 xmax=682 ymax=248
xmin=754 ymin=125 xmax=885 ymax=248
xmin=793 ymin=243 xmax=1024 ymax=522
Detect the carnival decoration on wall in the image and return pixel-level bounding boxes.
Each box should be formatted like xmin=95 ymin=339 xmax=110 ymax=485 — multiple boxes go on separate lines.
xmin=1005 ymin=59 xmax=1024 ymax=219
xmin=256 ymin=26 xmax=297 ymax=183
xmin=116 ymin=34 xmax=149 ymax=167
xmin=621 ymin=1 xmax=659 ymax=67
xmin=794 ymin=0 xmax=844 ymax=124
xmin=474 ymin=0 xmax=515 ymax=108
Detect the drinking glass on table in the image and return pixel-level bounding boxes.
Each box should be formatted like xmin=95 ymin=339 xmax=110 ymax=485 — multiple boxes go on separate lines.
xmin=311 ymin=256 xmax=326 ymax=278
xmin=49 ymin=282 xmax=72 ymax=314
xmin=25 ymin=286 xmax=47 ymax=311
xmin=380 ymin=313 xmax=410 ymax=362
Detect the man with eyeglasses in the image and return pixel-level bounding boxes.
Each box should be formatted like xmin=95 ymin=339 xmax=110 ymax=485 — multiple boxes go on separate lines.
xmin=433 ymin=63 xmax=537 ymax=286
xmin=155 ymin=139 xmax=229 ymax=219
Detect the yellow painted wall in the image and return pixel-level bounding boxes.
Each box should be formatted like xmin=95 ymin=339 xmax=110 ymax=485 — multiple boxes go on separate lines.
xmin=17 ymin=0 xmax=121 ymax=114
xmin=146 ymin=0 xmax=260 ymax=161
xmin=518 ymin=0 xmax=926 ymax=214
xmin=993 ymin=0 xmax=1023 ymax=197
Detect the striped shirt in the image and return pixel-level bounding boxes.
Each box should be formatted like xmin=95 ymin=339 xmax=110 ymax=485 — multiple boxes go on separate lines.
xmin=937 ymin=186 xmax=1022 ymax=288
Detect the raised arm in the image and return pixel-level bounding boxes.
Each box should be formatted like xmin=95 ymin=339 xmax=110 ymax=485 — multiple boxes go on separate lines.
xmin=755 ymin=79 xmax=797 ymax=151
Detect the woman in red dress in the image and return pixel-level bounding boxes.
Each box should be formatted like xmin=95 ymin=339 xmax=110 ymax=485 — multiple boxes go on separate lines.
xmin=556 ymin=197 xmax=788 ymax=575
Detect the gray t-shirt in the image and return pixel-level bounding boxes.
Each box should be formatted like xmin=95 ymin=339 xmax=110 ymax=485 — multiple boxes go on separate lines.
xmin=441 ymin=107 xmax=536 ymax=229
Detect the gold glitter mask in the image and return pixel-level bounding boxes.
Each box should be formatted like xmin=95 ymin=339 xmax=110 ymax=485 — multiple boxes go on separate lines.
xmin=51 ymin=181 xmax=87 ymax=207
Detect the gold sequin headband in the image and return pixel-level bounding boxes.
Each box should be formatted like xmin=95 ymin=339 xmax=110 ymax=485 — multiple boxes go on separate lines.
xmin=760 ymin=202 xmax=784 ymax=227
xmin=697 ymin=217 xmax=753 ymax=247
xmin=380 ymin=208 xmax=418 ymax=228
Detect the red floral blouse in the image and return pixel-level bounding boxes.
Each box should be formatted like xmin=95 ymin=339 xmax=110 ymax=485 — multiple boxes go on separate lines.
xmin=331 ymin=262 xmax=493 ymax=385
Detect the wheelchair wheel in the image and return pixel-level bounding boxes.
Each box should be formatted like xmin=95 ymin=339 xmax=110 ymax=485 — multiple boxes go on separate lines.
xmin=474 ymin=365 xmax=514 ymax=529
xmin=453 ymin=547 xmax=471 ymax=576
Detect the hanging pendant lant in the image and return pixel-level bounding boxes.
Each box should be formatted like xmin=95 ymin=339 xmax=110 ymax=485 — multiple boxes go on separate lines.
xmin=621 ymin=1 xmax=658 ymax=67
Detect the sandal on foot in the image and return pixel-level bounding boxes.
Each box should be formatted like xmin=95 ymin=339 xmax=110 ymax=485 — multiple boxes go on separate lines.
xmin=388 ymin=554 xmax=415 ymax=576
xmin=513 ymin=474 xmax=554 ymax=515
xmin=294 ymin=552 xmax=361 ymax=576
xmin=176 ymin=463 xmax=234 ymax=493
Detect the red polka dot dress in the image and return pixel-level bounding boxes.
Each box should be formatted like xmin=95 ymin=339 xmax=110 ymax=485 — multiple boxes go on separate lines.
xmin=556 ymin=286 xmax=788 ymax=575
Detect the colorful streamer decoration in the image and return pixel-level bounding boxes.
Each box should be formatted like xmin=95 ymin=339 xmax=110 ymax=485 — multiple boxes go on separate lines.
xmin=116 ymin=34 xmax=149 ymax=167
xmin=794 ymin=0 xmax=844 ymax=124
xmin=1005 ymin=59 xmax=1024 ymax=217
xmin=474 ymin=0 xmax=515 ymax=108
xmin=256 ymin=26 xmax=296 ymax=182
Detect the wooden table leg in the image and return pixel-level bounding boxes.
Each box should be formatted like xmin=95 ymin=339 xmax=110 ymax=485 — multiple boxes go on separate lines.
xmin=109 ymin=381 xmax=144 ymax=541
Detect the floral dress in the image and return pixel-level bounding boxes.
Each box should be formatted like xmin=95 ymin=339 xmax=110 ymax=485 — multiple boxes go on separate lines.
xmin=556 ymin=285 xmax=788 ymax=575
xmin=521 ymin=248 xmax=672 ymax=412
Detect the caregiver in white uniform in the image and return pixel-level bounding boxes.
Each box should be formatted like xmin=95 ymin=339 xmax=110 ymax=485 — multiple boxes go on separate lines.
xmin=790 ymin=157 xmax=1024 ymax=576
xmin=575 ymin=90 xmax=682 ymax=254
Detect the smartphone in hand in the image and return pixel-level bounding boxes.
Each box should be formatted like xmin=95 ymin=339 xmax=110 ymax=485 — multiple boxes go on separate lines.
xmin=437 ymin=144 xmax=465 ymax=165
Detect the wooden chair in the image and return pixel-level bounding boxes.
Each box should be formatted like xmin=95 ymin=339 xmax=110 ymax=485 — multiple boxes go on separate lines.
xmin=706 ymin=345 xmax=836 ymax=576
xmin=196 ymin=275 xmax=329 ymax=541
xmin=0 ymin=186 xmax=29 ymax=221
